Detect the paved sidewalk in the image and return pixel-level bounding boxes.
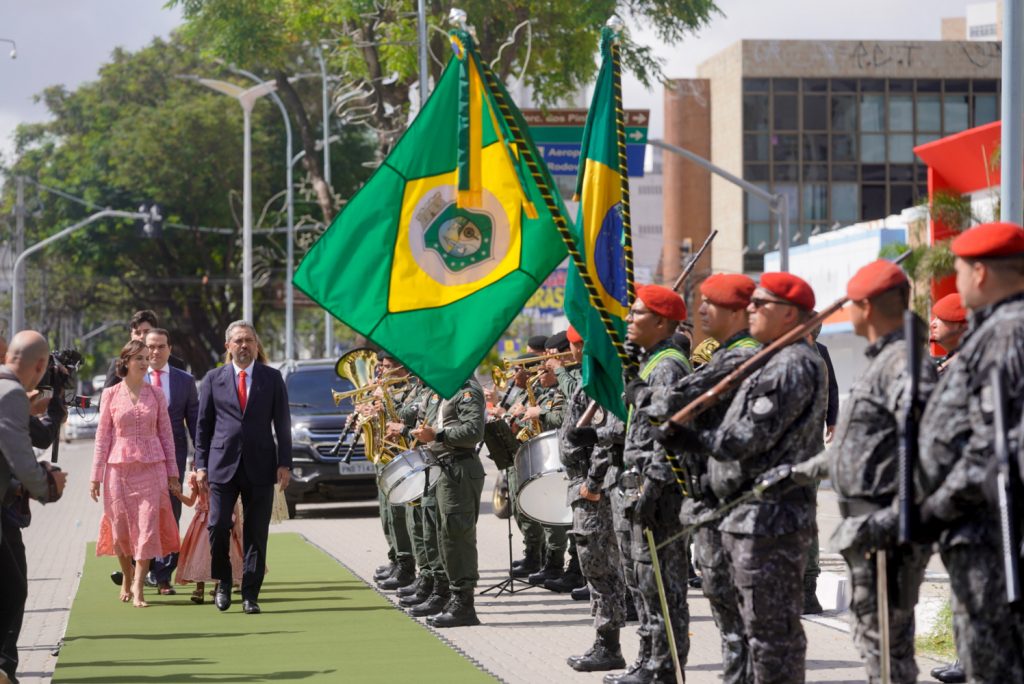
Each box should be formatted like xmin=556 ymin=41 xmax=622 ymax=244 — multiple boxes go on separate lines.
xmin=18 ymin=440 xmax=945 ymax=683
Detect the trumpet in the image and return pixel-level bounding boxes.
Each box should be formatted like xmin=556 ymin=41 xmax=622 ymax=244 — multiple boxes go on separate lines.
xmin=331 ymin=376 xmax=407 ymax=406
xmin=502 ymin=349 xmax=576 ymax=368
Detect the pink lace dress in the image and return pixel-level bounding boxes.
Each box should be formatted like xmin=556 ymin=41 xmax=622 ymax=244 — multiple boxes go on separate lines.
xmin=175 ymin=475 xmax=245 ymax=584
xmin=91 ymin=383 xmax=180 ymax=560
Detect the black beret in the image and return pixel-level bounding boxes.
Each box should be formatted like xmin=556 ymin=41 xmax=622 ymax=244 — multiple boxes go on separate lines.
xmin=545 ymin=331 xmax=570 ymax=352
xmin=527 ymin=335 xmax=548 ymax=351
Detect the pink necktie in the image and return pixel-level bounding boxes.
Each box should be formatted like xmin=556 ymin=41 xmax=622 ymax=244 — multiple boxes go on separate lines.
xmin=238 ymin=370 xmax=248 ymax=412
xmin=152 ymin=369 xmax=162 ymax=388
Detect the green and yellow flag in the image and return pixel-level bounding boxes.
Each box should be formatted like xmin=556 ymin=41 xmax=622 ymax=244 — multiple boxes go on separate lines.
xmin=293 ymin=28 xmax=568 ymax=398
xmin=563 ymin=25 xmax=634 ymax=420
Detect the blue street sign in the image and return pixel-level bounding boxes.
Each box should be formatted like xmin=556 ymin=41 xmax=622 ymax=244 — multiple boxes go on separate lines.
xmin=537 ymin=143 xmax=647 ymax=178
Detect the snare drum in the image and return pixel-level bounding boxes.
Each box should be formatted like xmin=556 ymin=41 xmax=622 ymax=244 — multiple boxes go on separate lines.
xmin=379 ymin=446 xmax=441 ymax=505
xmin=513 ymin=430 xmax=572 ymax=525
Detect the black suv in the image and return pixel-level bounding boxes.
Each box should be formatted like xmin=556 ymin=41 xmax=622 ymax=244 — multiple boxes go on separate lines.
xmin=280 ymin=359 xmax=378 ymax=516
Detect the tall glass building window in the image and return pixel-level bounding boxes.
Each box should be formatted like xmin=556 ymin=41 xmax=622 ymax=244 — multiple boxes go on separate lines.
xmin=741 ymin=77 xmax=1000 ymax=271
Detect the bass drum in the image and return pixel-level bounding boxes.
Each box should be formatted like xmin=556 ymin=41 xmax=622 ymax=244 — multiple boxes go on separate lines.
xmin=379 ymin=446 xmax=441 ymax=505
xmin=513 ymin=430 xmax=572 ymax=525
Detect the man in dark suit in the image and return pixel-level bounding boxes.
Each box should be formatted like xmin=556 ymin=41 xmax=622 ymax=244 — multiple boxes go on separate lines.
xmin=103 ymin=310 xmax=187 ymax=390
xmin=194 ymin=321 xmax=291 ymax=614
xmin=145 ymin=328 xmax=199 ymax=594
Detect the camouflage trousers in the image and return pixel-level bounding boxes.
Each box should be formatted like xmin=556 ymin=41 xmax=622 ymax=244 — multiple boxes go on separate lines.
xmin=840 ymin=543 xmax=930 ymax=684
xmin=572 ymin=494 xmax=627 ymax=633
xmin=941 ymin=541 xmax=1024 ymax=683
xmin=695 ymin=525 xmax=750 ymax=684
xmin=610 ymin=486 xmax=690 ymax=675
xmin=722 ymin=527 xmax=812 ymax=684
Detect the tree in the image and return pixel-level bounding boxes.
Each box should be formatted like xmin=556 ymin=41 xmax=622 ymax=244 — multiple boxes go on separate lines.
xmin=1 ymin=32 xmax=374 ymax=375
xmin=172 ymin=0 xmax=720 ymax=221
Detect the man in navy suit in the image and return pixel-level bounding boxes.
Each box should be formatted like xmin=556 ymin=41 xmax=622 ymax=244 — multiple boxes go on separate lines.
xmin=194 ymin=321 xmax=291 ymax=614
xmin=145 ymin=328 xmax=199 ymax=595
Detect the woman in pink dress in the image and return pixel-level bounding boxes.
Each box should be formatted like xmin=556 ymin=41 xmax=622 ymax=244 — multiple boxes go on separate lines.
xmin=90 ymin=339 xmax=181 ymax=607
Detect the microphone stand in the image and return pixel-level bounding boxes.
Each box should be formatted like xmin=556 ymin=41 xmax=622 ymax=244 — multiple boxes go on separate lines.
xmin=479 ymin=463 xmax=536 ymax=597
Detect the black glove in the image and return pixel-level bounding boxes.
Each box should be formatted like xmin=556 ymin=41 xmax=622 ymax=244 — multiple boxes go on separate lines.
xmin=910 ymin=502 xmax=946 ymax=546
xmin=654 ymin=421 xmax=701 ymax=454
xmin=637 ymin=482 xmax=662 ymax=528
xmin=566 ymin=426 xmax=599 ymax=448
xmin=623 ymin=377 xmax=649 ymax=406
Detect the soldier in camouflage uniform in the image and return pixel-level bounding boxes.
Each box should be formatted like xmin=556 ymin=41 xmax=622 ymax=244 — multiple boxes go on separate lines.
xmin=641 ymin=273 xmax=760 ymax=684
xmin=606 ymin=284 xmax=692 ymax=684
xmin=663 ymin=272 xmax=827 ymax=684
xmin=412 ymin=375 xmax=487 ymax=628
xmin=786 ymin=261 xmax=937 ymax=684
xmin=554 ymin=326 xmax=629 ymax=672
xmin=911 ymin=223 xmax=1024 ymax=682
xmin=929 ymin=292 xmax=968 ymax=375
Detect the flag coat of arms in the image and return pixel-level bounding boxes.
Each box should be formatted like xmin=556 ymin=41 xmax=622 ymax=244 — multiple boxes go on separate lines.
xmin=293 ymin=28 xmax=568 ymax=398
xmin=563 ymin=26 xmax=632 ymax=420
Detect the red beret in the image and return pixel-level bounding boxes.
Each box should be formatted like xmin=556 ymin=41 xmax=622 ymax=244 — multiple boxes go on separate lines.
xmin=932 ymin=292 xmax=967 ymax=323
xmin=846 ymin=259 xmax=908 ymax=301
xmin=636 ymin=284 xmax=687 ymax=321
xmin=566 ymin=325 xmax=583 ymax=344
xmin=951 ymin=221 xmax=1024 ymax=258
xmin=700 ymin=274 xmax=756 ymax=310
xmin=759 ymin=272 xmax=815 ymax=311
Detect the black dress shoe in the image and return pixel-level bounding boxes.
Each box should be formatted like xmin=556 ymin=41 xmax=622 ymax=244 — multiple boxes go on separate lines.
xmin=110 ymin=571 xmax=124 ymax=586
xmin=214 ymin=584 xmax=232 ymax=612
xmin=242 ymin=600 xmax=261 ymax=614
xmin=571 ymin=585 xmax=591 ymax=601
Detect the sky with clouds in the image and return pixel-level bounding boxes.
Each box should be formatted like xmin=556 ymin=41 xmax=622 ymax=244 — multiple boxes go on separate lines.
xmin=0 ymin=0 xmax=981 ymax=176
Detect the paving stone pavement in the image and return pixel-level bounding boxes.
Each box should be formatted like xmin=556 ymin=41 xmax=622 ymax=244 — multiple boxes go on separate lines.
xmin=17 ymin=439 xmax=946 ymax=683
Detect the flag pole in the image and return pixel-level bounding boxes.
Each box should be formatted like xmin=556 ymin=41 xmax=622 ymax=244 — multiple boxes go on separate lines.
xmin=608 ymin=16 xmax=635 ymax=308
xmin=476 ymin=49 xmax=638 ymax=379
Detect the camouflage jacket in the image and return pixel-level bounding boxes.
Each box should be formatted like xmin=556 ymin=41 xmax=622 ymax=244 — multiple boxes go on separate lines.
xmin=536 ymin=382 xmax=567 ymax=432
xmin=702 ymin=339 xmax=827 ymax=536
xmin=559 ymin=374 xmax=625 ymax=503
xmin=624 ymin=338 xmax=692 ymax=489
xmin=634 ymin=331 xmax=761 ymax=503
xmin=918 ymin=291 xmax=1024 ymax=547
xmin=825 ymin=321 xmax=937 ymax=551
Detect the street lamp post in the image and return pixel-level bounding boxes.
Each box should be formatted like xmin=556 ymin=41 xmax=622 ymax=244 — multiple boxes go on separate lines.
xmin=224 ymin=66 xmax=296 ymax=361
xmin=0 ymin=38 xmax=16 ymax=59
xmin=182 ymin=76 xmax=278 ymax=324
xmin=12 ymin=209 xmax=148 ymax=333
xmin=316 ymin=47 xmax=335 ymax=357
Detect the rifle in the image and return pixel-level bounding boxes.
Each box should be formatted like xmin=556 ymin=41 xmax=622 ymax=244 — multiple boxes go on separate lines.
xmin=663 ymin=249 xmax=912 ymax=433
xmin=990 ymin=366 xmax=1022 ymax=607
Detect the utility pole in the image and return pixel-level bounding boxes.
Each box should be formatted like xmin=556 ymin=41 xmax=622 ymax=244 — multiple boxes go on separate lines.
xmin=1002 ymin=0 xmax=1023 ymax=225
xmin=15 ymin=176 xmax=25 ymax=305
xmin=317 ymin=47 xmax=335 ymax=358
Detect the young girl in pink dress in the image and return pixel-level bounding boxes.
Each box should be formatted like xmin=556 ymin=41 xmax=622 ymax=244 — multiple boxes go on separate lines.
xmin=90 ymin=339 xmax=180 ymax=608
xmin=175 ymin=470 xmax=245 ymax=604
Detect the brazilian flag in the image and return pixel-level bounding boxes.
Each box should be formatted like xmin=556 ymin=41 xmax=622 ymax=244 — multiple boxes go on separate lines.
xmin=294 ymin=29 xmax=568 ymax=398
xmin=564 ymin=25 xmax=632 ymax=420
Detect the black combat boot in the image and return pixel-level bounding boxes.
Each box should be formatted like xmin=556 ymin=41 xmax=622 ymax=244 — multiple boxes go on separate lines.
xmin=528 ymin=551 xmax=565 ymax=585
xmin=408 ymin=579 xmax=450 ymax=617
xmin=543 ymin=553 xmax=585 ymax=592
xmin=428 ymin=588 xmax=481 ymax=628
xmin=379 ymin=558 xmax=416 ymax=590
xmin=373 ymin=561 xmax=396 ymax=581
xmin=397 ymin=575 xmax=424 ymax=597
xmin=399 ymin=576 xmax=434 ymax=607
xmin=571 ymin=585 xmax=591 ymax=601
xmin=569 ymin=629 xmax=627 ymax=672
xmin=933 ymin=660 xmax=966 ymax=683
xmin=603 ymin=634 xmax=651 ymax=684
xmin=511 ymin=547 xmax=541 ymax=577
xmin=801 ymin=575 xmax=823 ymax=614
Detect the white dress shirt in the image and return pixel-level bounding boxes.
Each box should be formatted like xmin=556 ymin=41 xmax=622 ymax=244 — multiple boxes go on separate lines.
xmin=146 ymin=365 xmax=172 ymax=405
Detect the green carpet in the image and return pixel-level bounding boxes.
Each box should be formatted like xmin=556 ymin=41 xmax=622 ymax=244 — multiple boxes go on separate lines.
xmin=53 ymin=533 xmax=496 ymax=683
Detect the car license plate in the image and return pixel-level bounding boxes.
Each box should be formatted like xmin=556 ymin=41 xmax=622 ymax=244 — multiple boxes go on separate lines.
xmin=339 ymin=461 xmax=375 ymax=476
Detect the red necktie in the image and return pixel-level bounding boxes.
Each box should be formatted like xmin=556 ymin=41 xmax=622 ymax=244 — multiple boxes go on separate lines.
xmin=152 ymin=369 xmax=162 ymax=388
xmin=238 ymin=370 xmax=248 ymax=412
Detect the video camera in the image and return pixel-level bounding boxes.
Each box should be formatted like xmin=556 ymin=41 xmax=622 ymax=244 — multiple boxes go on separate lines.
xmin=37 ymin=348 xmax=90 ymax=410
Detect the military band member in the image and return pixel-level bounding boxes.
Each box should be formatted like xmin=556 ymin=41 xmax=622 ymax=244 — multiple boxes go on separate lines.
xmin=912 ymin=222 xmax=1024 ymax=682
xmin=789 ymin=261 xmax=937 ymax=684
xmin=608 ymin=284 xmax=692 ymax=684
xmin=557 ymin=326 xmax=629 ymax=671
xmin=662 ymin=273 xmax=827 ymax=684
xmin=638 ymin=273 xmax=760 ymax=684
xmin=411 ymin=375 xmax=487 ymax=628
xmin=929 ymin=292 xmax=968 ymax=375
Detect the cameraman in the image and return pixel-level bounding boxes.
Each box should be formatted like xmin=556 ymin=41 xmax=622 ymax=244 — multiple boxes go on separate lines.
xmin=0 ymin=331 xmax=67 ymax=684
